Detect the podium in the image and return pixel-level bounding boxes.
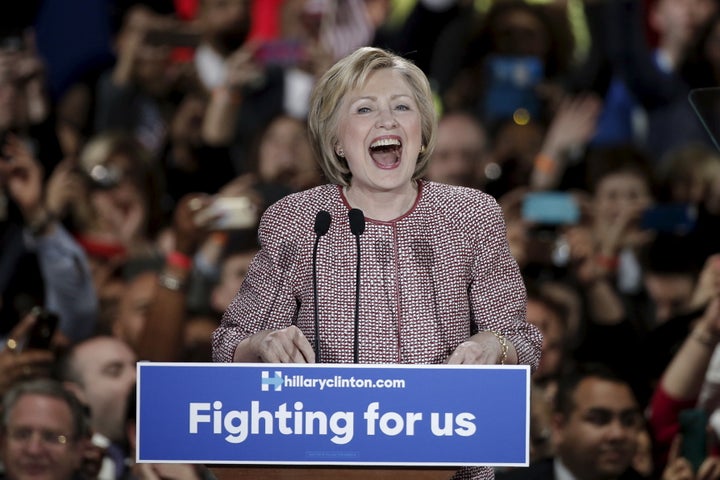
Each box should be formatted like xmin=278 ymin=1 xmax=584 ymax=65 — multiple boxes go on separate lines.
xmin=210 ymin=465 xmax=457 ymax=479
xmin=137 ymin=363 xmax=529 ymax=474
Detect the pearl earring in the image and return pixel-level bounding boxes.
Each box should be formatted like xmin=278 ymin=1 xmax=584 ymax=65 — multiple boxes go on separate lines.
xmin=337 ymin=147 xmax=345 ymax=157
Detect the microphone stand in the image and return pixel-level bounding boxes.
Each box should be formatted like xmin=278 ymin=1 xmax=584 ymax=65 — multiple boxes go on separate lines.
xmin=313 ymin=210 xmax=331 ymax=363
xmin=348 ymin=208 xmax=365 ymax=364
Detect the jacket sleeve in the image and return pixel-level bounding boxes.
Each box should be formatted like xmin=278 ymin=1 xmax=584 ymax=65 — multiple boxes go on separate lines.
xmin=31 ymin=224 xmax=98 ymax=342
xmin=212 ymin=203 xmax=301 ymax=362
xmin=469 ymin=194 xmax=542 ymax=370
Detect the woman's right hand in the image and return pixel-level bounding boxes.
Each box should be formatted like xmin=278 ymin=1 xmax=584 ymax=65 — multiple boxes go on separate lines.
xmin=238 ymin=326 xmax=315 ymax=363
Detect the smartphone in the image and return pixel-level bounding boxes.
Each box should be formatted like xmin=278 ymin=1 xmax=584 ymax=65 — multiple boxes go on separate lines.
xmin=679 ymin=408 xmax=708 ymax=472
xmin=689 ymin=87 xmax=720 ymax=152
xmin=525 ymin=230 xmax=571 ymax=268
xmin=25 ymin=308 xmax=59 ymax=351
xmin=144 ymin=29 xmax=201 ymax=47
xmin=640 ymin=203 xmax=697 ymax=234
xmin=0 ymin=34 xmax=25 ymax=52
xmin=522 ymin=192 xmax=580 ymax=226
xmin=484 ymin=55 xmax=543 ymax=122
xmin=253 ymin=40 xmax=307 ymax=67
xmin=195 ymin=197 xmax=257 ymax=230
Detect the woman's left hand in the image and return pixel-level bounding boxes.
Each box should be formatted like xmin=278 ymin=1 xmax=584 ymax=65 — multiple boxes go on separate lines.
xmin=446 ymin=331 xmax=510 ymax=365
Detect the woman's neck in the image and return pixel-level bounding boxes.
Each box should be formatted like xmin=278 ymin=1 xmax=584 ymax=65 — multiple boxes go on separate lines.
xmin=343 ymin=181 xmax=419 ymax=222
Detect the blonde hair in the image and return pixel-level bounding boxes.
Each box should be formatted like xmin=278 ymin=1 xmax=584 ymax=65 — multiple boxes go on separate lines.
xmin=307 ymin=47 xmax=437 ymax=186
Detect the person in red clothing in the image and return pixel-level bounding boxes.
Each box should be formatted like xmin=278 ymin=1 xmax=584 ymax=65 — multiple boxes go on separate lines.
xmin=647 ymin=255 xmax=720 ymax=477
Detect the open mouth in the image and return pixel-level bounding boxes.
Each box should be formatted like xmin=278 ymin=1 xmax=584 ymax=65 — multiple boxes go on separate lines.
xmin=369 ymin=137 xmax=402 ymax=169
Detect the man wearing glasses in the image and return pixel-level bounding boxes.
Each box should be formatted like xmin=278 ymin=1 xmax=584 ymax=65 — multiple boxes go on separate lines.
xmin=0 ymin=378 xmax=88 ymax=480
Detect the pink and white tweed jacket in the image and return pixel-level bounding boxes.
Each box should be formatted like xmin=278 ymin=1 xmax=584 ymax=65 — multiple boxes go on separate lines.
xmin=214 ymin=180 xmax=541 ymax=367
xmin=212 ymin=180 xmax=541 ymax=480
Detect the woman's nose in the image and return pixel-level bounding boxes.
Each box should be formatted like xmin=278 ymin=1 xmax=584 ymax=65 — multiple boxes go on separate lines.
xmin=376 ymin=108 xmax=398 ymax=128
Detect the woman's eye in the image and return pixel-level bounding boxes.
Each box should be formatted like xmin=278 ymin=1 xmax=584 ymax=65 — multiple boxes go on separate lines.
xmin=395 ymin=104 xmax=410 ymax=111
xmin=357 ymin=107 xmax=371 ymax=113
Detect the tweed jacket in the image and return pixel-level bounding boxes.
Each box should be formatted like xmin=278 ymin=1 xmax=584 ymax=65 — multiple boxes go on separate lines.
xmin=213 ymin=180 xmax=541 ymax=367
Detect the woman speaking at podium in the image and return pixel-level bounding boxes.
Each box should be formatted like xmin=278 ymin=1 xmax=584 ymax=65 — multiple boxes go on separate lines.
xmin=212 ymin=46 xmax=540 ymax=383
xmin=213 ymin=47 xmax=542 ymax=368
xmin=212 ymin=45 xmax=541 ymax=480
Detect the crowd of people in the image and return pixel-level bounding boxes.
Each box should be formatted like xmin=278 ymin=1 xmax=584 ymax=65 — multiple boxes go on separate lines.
xmin=3 ymin=0 xmax=720 ymax=479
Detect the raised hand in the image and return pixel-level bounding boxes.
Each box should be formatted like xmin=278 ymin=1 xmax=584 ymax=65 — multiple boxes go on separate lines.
xmin=0 ymin=134 xmax=45 ymax=223
xmin=0 ymin=311 xmax=56 ymax=397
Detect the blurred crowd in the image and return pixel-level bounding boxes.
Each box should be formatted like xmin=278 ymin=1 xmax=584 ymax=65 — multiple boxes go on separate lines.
xmin=3 ymin=0 xmax=720 ymax=479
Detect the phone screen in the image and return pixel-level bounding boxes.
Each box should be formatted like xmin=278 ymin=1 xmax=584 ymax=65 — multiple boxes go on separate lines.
xmin=253 ymin=40 xmax=306 ymax=67
xmin=522 ymin=192 xmax=580 ymax=226
xmin=144 ymin=30 xmax=200 ymax=47
xmin=0 ymin=35 xmax=24 ymax=52
xmin=679 ymin=408 xmax=708 ymax=472
xmin=639 ymin=204 xmax=697 ymax=234
xmin=484 ymin=55 xmax=543 ymax=122
xmin=195 ymin=197 xmax=257 ymax=230
xmin=25 ymin=309 xmax=59 ymax=351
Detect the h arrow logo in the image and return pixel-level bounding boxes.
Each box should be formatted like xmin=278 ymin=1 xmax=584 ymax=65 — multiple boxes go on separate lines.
xmin=261 ymin=371 xmax=283 ymax=391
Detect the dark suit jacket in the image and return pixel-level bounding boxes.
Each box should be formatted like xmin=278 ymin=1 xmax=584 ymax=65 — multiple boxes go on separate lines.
xmin=496 ymin=458 xmax=647 ymax=480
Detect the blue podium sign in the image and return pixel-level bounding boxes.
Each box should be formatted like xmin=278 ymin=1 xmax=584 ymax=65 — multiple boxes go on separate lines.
xmin=137 ymin=363 xmax=530 ymax=467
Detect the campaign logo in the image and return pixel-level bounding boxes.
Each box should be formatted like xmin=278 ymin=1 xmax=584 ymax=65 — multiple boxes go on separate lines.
xmin=261 ymin=371 xmax=283 ymax=391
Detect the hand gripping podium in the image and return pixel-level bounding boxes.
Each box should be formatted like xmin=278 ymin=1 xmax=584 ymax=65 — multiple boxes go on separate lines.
xmin=136 ymin=363 xmax=530 ymax=479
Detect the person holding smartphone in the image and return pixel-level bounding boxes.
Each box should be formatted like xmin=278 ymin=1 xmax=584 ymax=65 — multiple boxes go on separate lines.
xmin=0 ymin=310 xmax=56 ymax=398
xmin=1 ymin=133 xmax=97 ymax=345
xmin=647 ymin=290 xmax=720 ymax=476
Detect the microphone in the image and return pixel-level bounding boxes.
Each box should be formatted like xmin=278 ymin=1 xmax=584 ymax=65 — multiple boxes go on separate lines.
xmin=348 ymin=208 xmax=365 ymax=363
xmin=312 ymin=210 xmax=331 ymax=363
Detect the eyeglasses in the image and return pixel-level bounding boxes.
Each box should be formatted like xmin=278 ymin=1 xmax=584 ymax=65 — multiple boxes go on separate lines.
xmin=5 ymin=426 xmax=73 ymax=447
